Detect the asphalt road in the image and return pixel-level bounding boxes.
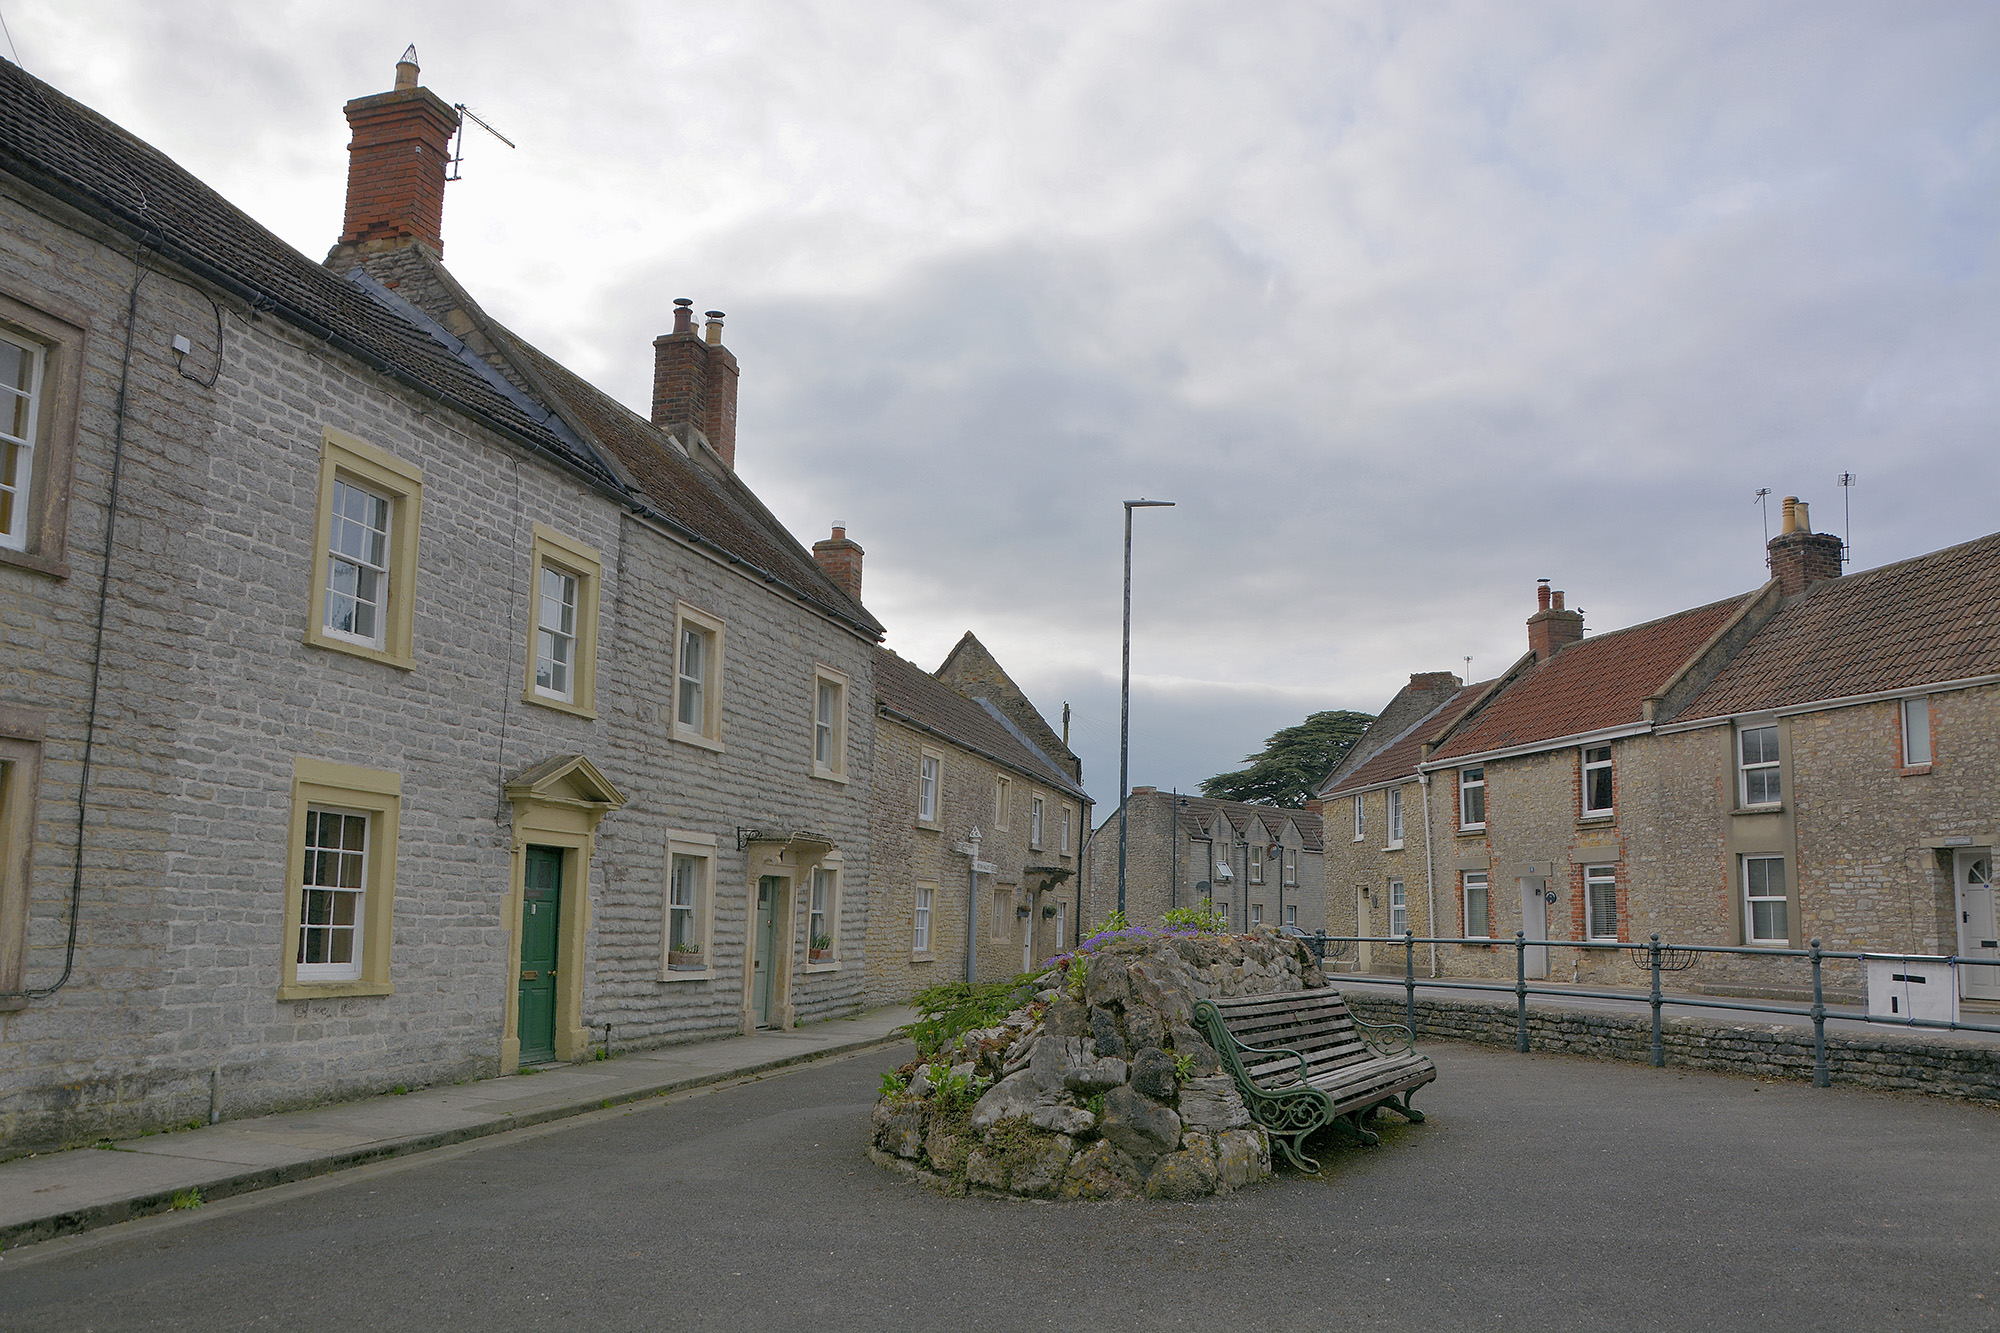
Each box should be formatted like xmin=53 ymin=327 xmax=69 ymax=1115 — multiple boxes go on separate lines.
xmin=2 ymin=1041 xmax=1997 ymax=1332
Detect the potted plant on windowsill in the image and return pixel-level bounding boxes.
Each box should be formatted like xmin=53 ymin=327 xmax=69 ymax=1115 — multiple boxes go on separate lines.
xmin=808 ymin=933 xmax=834 ymax=963
xmin=668 ymin=939 xmax=704 ymax=971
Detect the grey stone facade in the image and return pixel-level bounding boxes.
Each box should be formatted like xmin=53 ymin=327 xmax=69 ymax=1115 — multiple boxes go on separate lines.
xmin=1085 ymin=790 xmax=1325 ymax=937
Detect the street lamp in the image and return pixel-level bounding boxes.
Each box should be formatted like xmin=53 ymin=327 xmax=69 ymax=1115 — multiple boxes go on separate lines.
xmin=1118 ymin=498 xmax=1174 ymax=919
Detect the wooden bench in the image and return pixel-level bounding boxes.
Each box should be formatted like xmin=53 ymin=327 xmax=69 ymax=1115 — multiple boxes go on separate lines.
xmin=1192 ymin=989 xmax=1435 ymax=1171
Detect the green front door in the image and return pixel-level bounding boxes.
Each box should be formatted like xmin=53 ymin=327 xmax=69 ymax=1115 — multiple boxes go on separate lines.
xmin=518 ymin=847 xmax=562 ymax=1063
xmin=753 ymin=876 xmax=781 ymax=1027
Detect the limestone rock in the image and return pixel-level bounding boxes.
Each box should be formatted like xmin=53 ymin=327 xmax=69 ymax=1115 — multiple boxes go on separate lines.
xmin=1168 ymin=1024 xmax=1220 ymax=1076
xmin=1098 ymin=1084 xmax=1181 ymax=1163
xmin=1064 ymin=1056 xmax=1128 ymax=1094
xmin=1011 ymin=1134 xmax=1075 ymax=1198
xmin=1060 ymin=1140 xmax=1145 ymax=1200
xmin=905 ymin=1065 xmax=934 ymax=1098
xmin=1124 ymin=1004 xmax=1167 ymax=1052
xmin=969 ymin=1069 xmax=1040 ymax=1132
xmin=925 ymin=1127 xmax=970 ymax=1176
xmin=1128 ymin=958 xmax=1195 ymax=1025
xmin=964 ymin=1149 xmax=1008 ymax=1190
xmin=1129 ymin=1046 xmax=1177 ymax=1101
xmin=1178 ymin=1075 xmax=1252 ymax=1134
xmin=1215 ymin=1128 xmax=1271 ymax=1192
xmin=1090 ymin=1005 xmax=1129 ymax=1058
xmin=872 ymin=1100 xmax=926 ymax=1159
xmin=1084 ymin=953 xmax=1131 ymax=1008
xmin=1029 ymin=1100 xmax=1097 ymax=1136
xmin=1042 ymin=997 xmax=1090 ymax=1037
xmin=1146 ymin=1132 xmax=1219 ymax=1200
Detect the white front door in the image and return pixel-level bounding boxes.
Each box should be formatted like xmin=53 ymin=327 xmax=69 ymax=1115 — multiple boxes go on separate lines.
xmin=1520 ymin=879 xmax=1548 ymax=980
xmin=1023 ymin=902 xmax=1035 ymax=973
xmin=1956 ymin=851 xmax=1998 ymax=1001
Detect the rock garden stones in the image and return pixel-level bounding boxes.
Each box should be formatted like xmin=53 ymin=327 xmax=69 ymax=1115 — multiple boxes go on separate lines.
xmin=870 ymin=928 xmax=1310 ymax=1200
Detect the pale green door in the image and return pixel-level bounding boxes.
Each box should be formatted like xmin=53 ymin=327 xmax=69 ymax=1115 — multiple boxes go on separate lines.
xmin=753 ymin=876 xmax=781 ymax=1027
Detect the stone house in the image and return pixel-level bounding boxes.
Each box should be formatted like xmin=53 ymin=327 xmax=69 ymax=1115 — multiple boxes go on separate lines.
xmin=1085 ymin=790 xmax=1325 ymax=936
xmin=1319 ymin=499 xmax=2000 ymax=1003
xmin=865 ymin=643 xmax=1091 ymax=1003
xmin=0 ymin=53 xmax=885 ymax=1150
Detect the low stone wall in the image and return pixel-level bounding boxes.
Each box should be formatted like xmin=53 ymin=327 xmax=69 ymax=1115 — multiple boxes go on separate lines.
xmin=1342 ymin=990 xmax=2000 ymax=1103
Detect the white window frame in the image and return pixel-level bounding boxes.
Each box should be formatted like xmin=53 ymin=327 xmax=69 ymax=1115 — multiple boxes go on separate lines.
xmin=1389 ymin=879 xmax=1408 ymax=937
xmin=806 ymin=862 xmax=841 ymax=967
xmin=1282 ymin=846 xmax=1298 ymax=887
xmin=1738 ymin=724 xmax=1781 ymax=807
xmin=1901 ymin=696 xmax=1932 ymax=767
xmin=1459 ymin=767 xmax=1486 ymax=830
xmin=305 ymin=430 xmax=423 ymax=670
xmin=810 ymin=666 xmax=849 ymax=781
xmin=1585 ymin=864 xmax=1619 ymax=942
xmin=994 ymin=775 xmax=1012 ymax=830
xmin=660 ymin=833 xmax=716 ymax=980
xmin=913 ymin=883 xmax=934 ymax=956
xmin=1216 ymin=899 xmax=1230 ymax=930
xmin=1284 ymin=903 xmax=1298 ymax=929
xmin=1463 ymin=870 xmax=1490 ymax=939
xmin=281 ymin=758 xmax=400 ymax=999
xmin=1031 ymin=795 xmax=1046 ymax=849
xmin=1251 ymin=904 xmax=1263 ymax=927
xmin=321 ymin=477 xmax=392 ymax=650
xmin=1250 ymin=841 xmax=1265 ymax=884
xmin=1743 ymin=855 xmax=1789 ymax=945
xmin=1387 ymin=788 xmax=1404 ymax=848
xmin=1054 ymin=899 xmax=1067 ymax=950
xmin=0 ymin=329 xmax=44 ymax=553
xmin=1060 ymin=804 xmax=1073 ymax=856
xmin=534 ymin=561 xmax=580 ymax=704
xmin=522 ymin=524 xmax=601 ymax=718
xmin=296 ymin=805 xmax=370 ymax=983
xmin=1581 ymin=745 xmax=1614 ymax=816
xmin=1352 ymin=794 xmax=1364 ymax=842
xmin=672 ymin=604 xmax=726 ymax=749
xmin=917 ymin=749 xmax=942 ymax=826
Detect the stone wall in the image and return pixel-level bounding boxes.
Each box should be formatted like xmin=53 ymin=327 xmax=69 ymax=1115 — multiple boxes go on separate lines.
xmin=1342 ymin=990 xmax=2000 ymax=1103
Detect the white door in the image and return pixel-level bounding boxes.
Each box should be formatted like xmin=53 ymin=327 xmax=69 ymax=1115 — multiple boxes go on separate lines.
xmin=1519 ymin=878 xmax=1548 ymax=980
xmin=1357 ymin=889 xmax=1372 ymax=971
xmin=1023 ymin=903 xmax=1035 ymax=973
xmin=1956 ymin=851 xmax=1998 ymax=1001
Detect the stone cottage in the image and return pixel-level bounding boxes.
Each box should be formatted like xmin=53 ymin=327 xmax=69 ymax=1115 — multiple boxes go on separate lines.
xmin=1085 ymin=790 xmax=1325 ymax=936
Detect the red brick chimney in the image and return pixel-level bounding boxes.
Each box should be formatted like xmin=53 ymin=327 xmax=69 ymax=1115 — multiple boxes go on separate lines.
xmin=811 ymin=523 xmax=864 ymax=602
xmin=333 ymin=47 xmax=459 ymax=259
xmin=1527 ymin=580 xmax=1585 ymax=662
xmin=651 ymin=301 xmax=741 ymax=467
xmin=1767 ymin=496 xmax=1843 ymax=597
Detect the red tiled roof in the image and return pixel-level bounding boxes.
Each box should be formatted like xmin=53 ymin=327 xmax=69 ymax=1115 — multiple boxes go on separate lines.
xmin=1675 ymin=531 xmax=2000 ymax=720
xmin=1322 ymin=681 xmax=1492 ymax=795
xmin=1432 ymin=596 xmax=1752 ymax=760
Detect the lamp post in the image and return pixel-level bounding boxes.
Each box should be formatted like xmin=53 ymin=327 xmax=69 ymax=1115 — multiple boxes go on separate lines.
xmin=1118 ymin=498 xmax=1174 ymax=919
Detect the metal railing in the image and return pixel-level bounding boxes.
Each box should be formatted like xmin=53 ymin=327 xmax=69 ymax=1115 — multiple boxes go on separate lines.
xmin=1294 ymin=931 xmax=2000 ymax=1088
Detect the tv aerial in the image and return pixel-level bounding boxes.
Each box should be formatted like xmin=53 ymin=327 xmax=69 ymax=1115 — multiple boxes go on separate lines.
xmin=448 ymin=102 xmax=517 ymax=181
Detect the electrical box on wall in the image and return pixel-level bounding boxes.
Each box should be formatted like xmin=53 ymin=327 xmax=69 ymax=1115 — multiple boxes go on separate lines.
xmin=1865 ymin=959 xmax=1960 ymax=1025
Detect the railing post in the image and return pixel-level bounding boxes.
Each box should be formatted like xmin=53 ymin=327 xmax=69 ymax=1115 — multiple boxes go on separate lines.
xmin=1810 ymin=938 xmax=1829 ymax=1088
xmin=1515 ymin=930 xmax=1529 ymax=1053
xmin=1648 ymin=934 xmax=1664 ymax=1068
xmin=1312 ymin=930 xmax=1326 ymax=965
xmin=1404 ymin=931 xmax=1417 ymax=1035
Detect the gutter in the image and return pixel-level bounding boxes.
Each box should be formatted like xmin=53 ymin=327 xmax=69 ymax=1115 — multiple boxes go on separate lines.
xmin=1418 ymin=719 xmax=1656 ymax=773
xmin=1655 ymin=672 xmax=2000 ymax=735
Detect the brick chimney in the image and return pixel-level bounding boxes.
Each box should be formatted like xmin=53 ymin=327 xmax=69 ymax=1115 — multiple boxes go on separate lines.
xmin=1766 ymin=496 xmax=1843 ymax=597
xmin=1527 ymin=579 xmax=1585 ymax=662
xmin=332 ymin=47 xmax=459 ymax=259
xmin=811 ymin=522 xmax=864 ymax=602
xmin=650 ymin=301 xmax=741 ymax=467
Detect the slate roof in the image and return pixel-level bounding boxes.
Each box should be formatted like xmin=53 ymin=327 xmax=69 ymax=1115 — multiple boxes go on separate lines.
xmin=1322 ymin=680 xmax=1495 ymax=795
xmin=0 ymin=60 xmax=619 ymax=490
xmin=873 ymin=648 xmax=1086 ymax=800
xmin=1675 ymin=531 xmax=2000 ymax=721
xmin=1431 ymin=596 xmax=1751 ymax=760
xmin=1170 ymin=794 xmax=1324 ymax=854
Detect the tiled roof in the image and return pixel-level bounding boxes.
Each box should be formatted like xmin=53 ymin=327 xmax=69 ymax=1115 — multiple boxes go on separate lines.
xmin=873 ymin=649 xmax=1086 ymax=800
xmin=1432 ymin=596 xmax=1752 ymax=760
xmin=1170 ymin=794 xmax=1323 ymax=854
xmin=1322 ymin=680 xmax=1494 ymax=795
xmin=1675 ymin=531 xmax=2000 ymax=720
xmin=0 ymin=61 xmax=618 ymax=490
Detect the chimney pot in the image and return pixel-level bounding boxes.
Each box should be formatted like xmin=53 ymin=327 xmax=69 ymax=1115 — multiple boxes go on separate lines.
xmin=651 ymin=306 xmax=739 ymax=467
xmin=395 ymin=46 xmax=420 ymax=90
xmin=1536 ymin=580 xmax=1551 ymax=612
xmin=672 ymin=298 xmax=693 ymax=335
xmin=703 ymin=311 xmax=726 ymax=346
xmin=1768 ymin=496 xmax=1841 ymax=596
xmin=1527 ymin=584 xmax=1585 ymax=662
xmin=1552 ymin=590 xmax=1566 ymax=611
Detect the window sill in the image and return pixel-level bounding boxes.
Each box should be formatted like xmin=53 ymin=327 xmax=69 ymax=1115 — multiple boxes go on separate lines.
xmin=660 ymin=966 xmax=711 ymax=982
xmin=803 ymin=960 xmax=842 ymax=974
xmin=672 ymin=728 xmax=724 ymax=753
xmin=1384 ymin=841 xmax=1404 ymax=852
xmin=1900 ymin=764 xmax=1933 ymax=777
xmin=524 ymin=688 xmax=597 ymax=720
xmin=0 ymin=545 xmax=70 ymax=579
xmin=304 ymin=630 xmax=414 ymax=672
xmin=1457 ymin=826 xmax=1486 ymax=837
xmin=278 ymin=980 xmax=394 ymax=1001
xmin=1732 ymin=804 xmax=1784 ymax=817
xmin=1578 ymin=812 xmax=1615 ymax=825
xmin=810 ymin=767 xmax=850 ymax=785
xmin=910 ymin=952 xmax=937 ymax=964
xmin=915 ymin=819 xmax=941 ymax=832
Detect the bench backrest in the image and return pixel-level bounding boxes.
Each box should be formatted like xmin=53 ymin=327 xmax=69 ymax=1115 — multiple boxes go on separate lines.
xmin=1208 ymin=990 xmax=1377 ymax=1089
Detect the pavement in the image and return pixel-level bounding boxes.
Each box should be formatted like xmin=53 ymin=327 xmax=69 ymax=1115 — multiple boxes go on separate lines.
xmin=2 ymin=1037 xmax=1997 ymax=1331
xmin=0 ymin=1005 xmax=912 ymax=1251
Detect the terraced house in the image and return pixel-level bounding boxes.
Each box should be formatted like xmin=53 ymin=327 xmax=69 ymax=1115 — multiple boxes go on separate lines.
xmin=1085 ymin=790 xmax=1326 ymax=937
xmin=0 ymin=53 xmax=888 ymax=1150
xmin=1320 ymin=500 xmax=1999 ymax=1005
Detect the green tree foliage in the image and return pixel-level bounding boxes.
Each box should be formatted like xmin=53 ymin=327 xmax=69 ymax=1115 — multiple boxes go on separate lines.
xmin=1199 ymin=710 xmax=1375 ymax=808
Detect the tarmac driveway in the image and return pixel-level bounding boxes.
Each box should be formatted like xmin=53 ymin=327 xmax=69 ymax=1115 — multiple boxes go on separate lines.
xmin=2 ymin=1040 xmax=1996 ymax=1331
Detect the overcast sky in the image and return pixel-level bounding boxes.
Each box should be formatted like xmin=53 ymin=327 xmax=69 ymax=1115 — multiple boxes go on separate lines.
xmin=21 ymin=1 xmax=1998 ymax=806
